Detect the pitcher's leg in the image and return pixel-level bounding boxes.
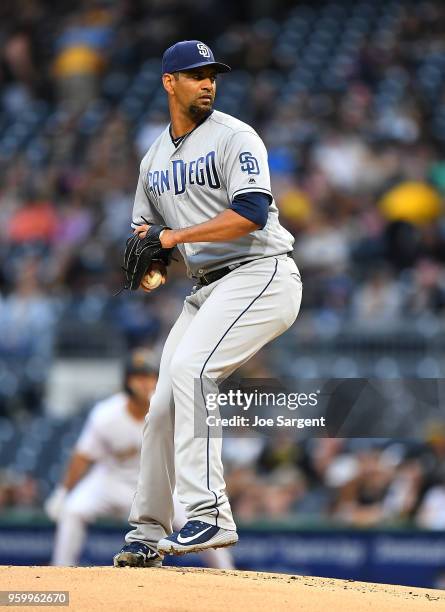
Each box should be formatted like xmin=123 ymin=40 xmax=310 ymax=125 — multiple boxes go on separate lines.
xmin=125 ymin=301 xmax=197 ymax=547
xmin=170 ymin=257 xmax=302 ymax=530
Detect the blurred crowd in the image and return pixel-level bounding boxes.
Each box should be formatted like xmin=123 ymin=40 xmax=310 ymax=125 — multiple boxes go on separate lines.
xmin=1 ymin=1 xmax=445 ymax=412
xmin=2 ymin=428 xmax=445 ymax=530
xmin=1 ymin=0 xmax=445 ymax=412
xmin=1 ymin=0 xmax=445 ymax=526
xmin=223 ymin=431 xmax=445 ymax=528
xmin=0 ymin=470 xmax=39 ymax=512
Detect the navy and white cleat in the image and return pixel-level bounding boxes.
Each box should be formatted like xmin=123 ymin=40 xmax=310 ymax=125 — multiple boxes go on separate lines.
xmin=113 ymin=542 xmax=163 ymax=568
xmin=157 ymin=520 xmax=238 ymax=555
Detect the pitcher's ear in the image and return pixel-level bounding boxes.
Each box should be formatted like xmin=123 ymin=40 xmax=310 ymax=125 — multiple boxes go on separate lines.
xmin=162 ymin=73 xmax=176 ymax=95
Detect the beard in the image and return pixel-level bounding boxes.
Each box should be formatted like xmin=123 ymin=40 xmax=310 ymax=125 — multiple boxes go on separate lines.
xmin=188 ymin=100 xmax=213 ymax=122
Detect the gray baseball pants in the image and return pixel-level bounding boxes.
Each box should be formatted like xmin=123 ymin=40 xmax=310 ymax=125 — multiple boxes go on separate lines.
xmin=126 ymin=254 xmax=302 ymax=547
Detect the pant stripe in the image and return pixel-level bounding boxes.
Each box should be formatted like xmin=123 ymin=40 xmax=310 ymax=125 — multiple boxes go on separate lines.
xmin=199 ymin=258 xmax=279 ymax=526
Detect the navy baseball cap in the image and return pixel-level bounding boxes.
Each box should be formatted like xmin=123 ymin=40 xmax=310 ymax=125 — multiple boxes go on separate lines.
xmin=162 ymin=40 xmax=231 ymax=75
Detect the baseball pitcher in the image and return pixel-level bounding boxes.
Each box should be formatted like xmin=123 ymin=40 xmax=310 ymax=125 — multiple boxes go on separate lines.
xmin=114 ymin=40 xmax=302 ymax=568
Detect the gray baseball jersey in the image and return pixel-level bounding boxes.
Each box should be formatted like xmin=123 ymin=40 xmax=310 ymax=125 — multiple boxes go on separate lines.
xmin=132 ymin=109 xmax=294 ymax=277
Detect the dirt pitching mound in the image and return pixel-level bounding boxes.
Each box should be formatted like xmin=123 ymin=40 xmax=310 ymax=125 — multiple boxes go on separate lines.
xmin=1 ymin=566 xmax=444 ymax=611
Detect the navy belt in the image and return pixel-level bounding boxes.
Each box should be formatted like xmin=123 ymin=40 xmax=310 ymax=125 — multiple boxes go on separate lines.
xmin=196 ymin=252 xmax=294 ymax=286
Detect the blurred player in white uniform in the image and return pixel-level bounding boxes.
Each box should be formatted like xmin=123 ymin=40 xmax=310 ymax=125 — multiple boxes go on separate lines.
xmin=46 ymin=352 xmax=233 ymax=569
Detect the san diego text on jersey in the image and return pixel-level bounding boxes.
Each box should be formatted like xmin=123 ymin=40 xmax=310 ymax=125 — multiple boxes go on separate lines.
xmin=147 ymin=150 xmax=220 ymax=197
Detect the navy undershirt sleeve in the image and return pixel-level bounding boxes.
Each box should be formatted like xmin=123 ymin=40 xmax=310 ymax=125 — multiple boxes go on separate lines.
xmin=229 ymin=192 xmax=271 ymax=229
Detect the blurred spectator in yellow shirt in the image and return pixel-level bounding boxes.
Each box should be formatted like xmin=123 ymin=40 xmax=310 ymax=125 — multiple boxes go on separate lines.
xmin=52 ymin=7 xmax=114 ymax=114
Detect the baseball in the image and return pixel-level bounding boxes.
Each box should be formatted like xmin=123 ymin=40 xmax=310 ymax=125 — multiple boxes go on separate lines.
xmin=142 ymin=269 xmax=164 ymax=290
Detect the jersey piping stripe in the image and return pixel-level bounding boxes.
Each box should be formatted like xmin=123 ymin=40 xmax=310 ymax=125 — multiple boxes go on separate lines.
xmin=231 ymin=186 xmax=273 ymax=200
xmin=199 ymin=257 xmax=279 ymax=526
xmin=208 ymin=116 xmax=257 ymax=134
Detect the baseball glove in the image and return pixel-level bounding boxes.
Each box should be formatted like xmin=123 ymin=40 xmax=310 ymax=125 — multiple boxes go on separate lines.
xmin=120 ymin=223 xmax=175 ymax=292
